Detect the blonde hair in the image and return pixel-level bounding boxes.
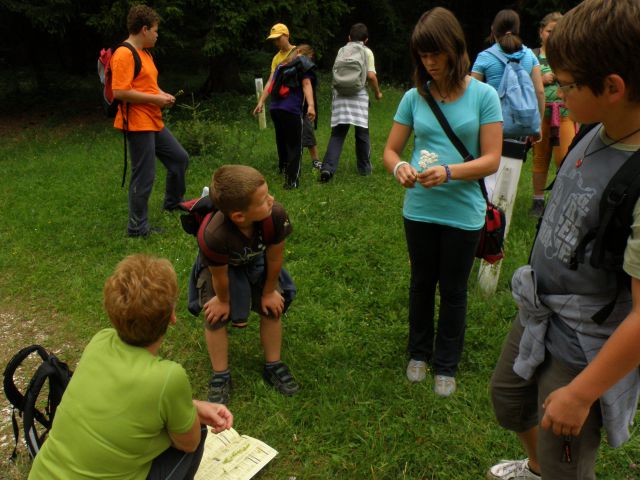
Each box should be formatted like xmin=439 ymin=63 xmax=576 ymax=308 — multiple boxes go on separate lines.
xmin=209 ymin=165 xmax=266 ymax=215
xmin=103 ymin=254 xmax=178 ymax=347
xmin=296 ymin=44 xmax=315 ymax=60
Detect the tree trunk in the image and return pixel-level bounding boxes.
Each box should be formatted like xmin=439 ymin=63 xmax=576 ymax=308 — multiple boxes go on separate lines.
xmin=200 ymin=54 xmax=242 ymax=95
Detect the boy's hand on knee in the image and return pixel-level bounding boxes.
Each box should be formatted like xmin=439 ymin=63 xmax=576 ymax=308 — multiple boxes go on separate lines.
xmin=541 ymin=385 xmax=592 ymax=437
xmin=204 ymin=297 xmax=230 ymax=325
xmin=261 ymin=290 xmax=284 ymax=317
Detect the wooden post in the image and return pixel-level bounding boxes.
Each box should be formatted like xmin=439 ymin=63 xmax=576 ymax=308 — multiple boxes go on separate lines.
xmin=254 ymin=78 xmax=267 ymax=130
xmin=477 ymin=139 xmax=528 ymax=296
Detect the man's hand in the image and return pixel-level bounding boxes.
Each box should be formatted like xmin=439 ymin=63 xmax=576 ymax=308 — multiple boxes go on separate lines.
xmin=203 ymin=296 xmax=230 ymax=325
xmin=541 ymin=385 xmax=593 ymax=437
xmin=193 ymin=400 xmax=233 ymax=433
xmin=261 ymin=290 xmax=284 ymax=318
xmin=375 ymin=90 xmax=383 ymax=100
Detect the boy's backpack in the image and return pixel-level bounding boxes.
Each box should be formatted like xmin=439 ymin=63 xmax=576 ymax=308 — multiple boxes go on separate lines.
xmin=3 ymin=345 xmax=72 ymax=460
xmin=97 ymin=42 xmax=142 ymax=118
xmin=332 ymin=42 xmax=368 ymax=96
xmin=97 ymin=42 xmax=143 ymax=187
xmin=179 ymin=195 xmax=276 ymax=315
xmin=535 ymin=123 xmax=640 ymax=324
xmin=487 ymin=45 xmax=541 ymax=138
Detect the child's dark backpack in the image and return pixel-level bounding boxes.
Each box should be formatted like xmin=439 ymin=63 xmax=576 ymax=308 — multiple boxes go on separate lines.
xmin=178 ymin=195 xmax=275 ymax=315
xmin=3 ymin=345 xmax=72 ymax=460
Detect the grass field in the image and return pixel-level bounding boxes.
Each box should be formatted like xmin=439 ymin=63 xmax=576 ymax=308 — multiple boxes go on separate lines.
xmin=0 ymin=78 xmax=638 ymax=479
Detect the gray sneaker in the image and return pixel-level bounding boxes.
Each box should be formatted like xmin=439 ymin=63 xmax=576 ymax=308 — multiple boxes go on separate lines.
xmin=433 ymin=375 xmax=456 ymax=397
xmin=406 ymin=359 xmax=427 ymax=383
xmin=487 ymin=459 xmax=541 ymax=479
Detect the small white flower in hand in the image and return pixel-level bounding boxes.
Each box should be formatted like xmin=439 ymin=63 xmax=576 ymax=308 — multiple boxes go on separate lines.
xmin=419 ymin=149 xmax=439 ymax=171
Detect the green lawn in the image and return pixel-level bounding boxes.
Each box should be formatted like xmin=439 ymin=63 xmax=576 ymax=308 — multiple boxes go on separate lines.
xmin=1 ymin=80 xmax=638 ymax=479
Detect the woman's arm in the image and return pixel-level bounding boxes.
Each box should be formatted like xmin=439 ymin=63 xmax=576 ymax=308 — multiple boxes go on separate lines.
xmin=417 ymin=121 xmax=502 ymax=188
xmin=470 ymin=72 xmax=484 ymax=82
xmin=169 ymin=401 xmax=234 ymax=452
xmin=383 ymin=122 xmax=418 ymax=188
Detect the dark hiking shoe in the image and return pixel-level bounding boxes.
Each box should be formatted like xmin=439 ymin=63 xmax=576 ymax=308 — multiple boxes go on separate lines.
xmin=208 ymin=373 xmax=232 ymax=404
xmin=263 ymin=362 xmax=299 ymax=396
xmin=319 ymin=170 xmax=333 ymax=183
xmin=529 ymin=199 xmax=545 ymax=218
xmin=127 ymin=226 xmax=164 ymax=239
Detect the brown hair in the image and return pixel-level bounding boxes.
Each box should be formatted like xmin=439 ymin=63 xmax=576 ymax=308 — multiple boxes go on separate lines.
xmin=103 ymin=255 xmax=178 ymax=347
xmin=410 ymin=7 xmax=470 ymax=100
xmin=547 ymin=0 xmax=640 ymax=102
xmin=490 ymin=9 xmax=523 ymax=54
xmin=127 ymin=5 xmax=160 ymax=35
xmin=349 ymin=23 xmax=369 ymax=42
xmin=209 ymin=165 xmax=266 ymax=215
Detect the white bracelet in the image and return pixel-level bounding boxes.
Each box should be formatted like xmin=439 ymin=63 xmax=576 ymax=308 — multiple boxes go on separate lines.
xmin=393 ymin=161 xmax=409 ymax=178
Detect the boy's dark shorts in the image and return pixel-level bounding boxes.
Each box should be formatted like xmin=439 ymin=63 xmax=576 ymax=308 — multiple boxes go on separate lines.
xmin=197 ymin=255 xmax=296 ymax=331
xmin=302 ymin=116 xmax=316 ymax=148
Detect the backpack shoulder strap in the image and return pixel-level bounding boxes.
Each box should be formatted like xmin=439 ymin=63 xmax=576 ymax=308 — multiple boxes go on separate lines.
xmin=197 ymin=212 xmax=230 ymax=264
xmin=261 ymin=215 xmax=276 ymax=244
xmin=487 ymin=44 xmax=508 ymax=64
xmin=22 ymin=360 xmax=60 ymax=458
xmin=3 ymin=345 xmax=49 ymax=410
xmin=117 ymin=42 xmax=142 ymax=80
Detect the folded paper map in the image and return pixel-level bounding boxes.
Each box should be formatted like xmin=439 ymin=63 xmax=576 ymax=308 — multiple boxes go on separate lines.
xmin=194 ymin=428 xmax=278 ymax=480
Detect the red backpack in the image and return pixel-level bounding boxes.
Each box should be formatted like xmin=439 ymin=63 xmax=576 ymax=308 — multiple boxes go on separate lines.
xmin=97 ymin=42 xmax=142 ymax=118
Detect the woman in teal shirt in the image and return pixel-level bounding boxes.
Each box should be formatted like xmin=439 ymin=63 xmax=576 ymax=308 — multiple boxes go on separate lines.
xmin=383 ymin=7 xmax=502 ymax=397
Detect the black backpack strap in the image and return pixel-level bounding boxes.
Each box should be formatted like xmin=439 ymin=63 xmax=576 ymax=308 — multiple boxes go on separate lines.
xmin=3 ymin=345 xmax=49 ymax=460
xmin=115 ymin=42 xmax=142 ymax=188
xmin=546 ymin=123 xmax=600 ymax=192
xmin=424 ymin=88 xmax=490 ymax=202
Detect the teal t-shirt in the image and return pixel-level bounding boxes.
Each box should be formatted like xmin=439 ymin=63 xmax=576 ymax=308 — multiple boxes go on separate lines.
xmin=393 ymin=79 xmax=502 ymax=230
xmin=29 ymin=328 xmax=197 ymax=480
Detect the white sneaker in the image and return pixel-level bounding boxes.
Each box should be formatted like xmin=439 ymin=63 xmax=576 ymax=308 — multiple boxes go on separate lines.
xmin=487 ymin=459 xmax=541 ymax=479
xmin=406 ymin=359 xmax=427 ymax=383
xmin=433 ymin=375 xmax=456 ymax=397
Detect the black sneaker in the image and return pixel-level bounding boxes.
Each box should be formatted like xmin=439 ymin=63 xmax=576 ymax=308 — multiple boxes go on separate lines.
xmin=529 ymin=199 xmax=545 ymax=217
xmin=283 ymin=181 xmax=299 ymax=190
xmin=263 ymin=362 xmax=299 ymax=396
xmin=127 ymin=226 xmax=164 ymax=239
xmin=319 ymin=170 xmax=333 ymax=183
xmin=312 ymin=160 xmax=323 ymax=170
xmin=208 ymin=373 xmax=232 ymax=404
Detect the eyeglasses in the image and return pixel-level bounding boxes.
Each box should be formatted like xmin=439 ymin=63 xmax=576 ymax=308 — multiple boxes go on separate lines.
xmin=556 ymin=81 xmax=579 ymax=94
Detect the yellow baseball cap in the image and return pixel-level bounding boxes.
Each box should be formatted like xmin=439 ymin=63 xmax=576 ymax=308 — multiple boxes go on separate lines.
xmin=266 ymin=23 xmax=289 ymax=40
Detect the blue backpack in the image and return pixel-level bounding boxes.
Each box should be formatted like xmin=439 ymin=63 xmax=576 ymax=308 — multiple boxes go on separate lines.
xmin=488 ymin=45 xmax=540 ymax=138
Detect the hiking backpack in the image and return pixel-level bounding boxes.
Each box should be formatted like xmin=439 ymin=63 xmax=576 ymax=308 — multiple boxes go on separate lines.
xmin=487 ymin=45 xmax=541 ymax=138
xmin=3 ymin=345 xmax=72 ymax=460
xmin=97 ymin=42 xmax=143 ymax=187
xmin=178 ymin=195 xmax=276 ymax=315
xmin=535 ymin=123 xmax=640 ymax=324
xmin=332 ymin=42 xmax=368 ymax=96
xmin=97 ymin=42 xmax=142 ymax=118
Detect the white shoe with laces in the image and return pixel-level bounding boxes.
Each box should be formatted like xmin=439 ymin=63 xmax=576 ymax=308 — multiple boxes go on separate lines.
xmin=433 ymin=375 xmax=456 ymax=397
xmin=487 ymin=459 xmax=541 ymax=479
xmin=406 ymin=359 xmax=427 ymax=383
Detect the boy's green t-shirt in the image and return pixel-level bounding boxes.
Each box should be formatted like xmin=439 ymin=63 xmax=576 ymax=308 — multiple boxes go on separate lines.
xmin=29 ymin=328 xmax=196 ymax=480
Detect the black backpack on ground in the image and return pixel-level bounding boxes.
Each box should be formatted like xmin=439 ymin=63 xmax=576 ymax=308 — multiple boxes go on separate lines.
xmin=3 ymin=345 xmax=72 ymax=460
xmin=536 ymin=123 xmax=640 ymax=324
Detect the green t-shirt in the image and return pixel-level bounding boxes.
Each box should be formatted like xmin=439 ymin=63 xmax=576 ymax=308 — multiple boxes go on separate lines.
xmin=538 ymin=51 xmax=569 ymax=118
xmin=29 ymin=328 xmax=196 ymax=480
